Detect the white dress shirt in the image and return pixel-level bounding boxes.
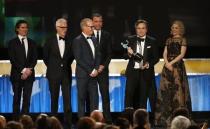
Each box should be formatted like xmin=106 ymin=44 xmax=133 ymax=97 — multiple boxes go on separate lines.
xmin=82 ymin=32 xmax=97 ymax=74
xmin=82 ymin=32 xmax=95 ymax=58
xmin=57 ymin=34 xmax=65 ymax=58
xmin=18 ymin=35 xmax=28 ymax=58
xmin=134 ymin=35 xmax=146 ymax=69
xmin=18 ymin=35 xmax=29 ymax=73
xmin=93 ymin=29 xmax=101 ymax=43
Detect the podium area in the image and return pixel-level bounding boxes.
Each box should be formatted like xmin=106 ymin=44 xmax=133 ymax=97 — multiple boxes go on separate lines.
xmin=0 ymin=59 xmax=210 ymax=113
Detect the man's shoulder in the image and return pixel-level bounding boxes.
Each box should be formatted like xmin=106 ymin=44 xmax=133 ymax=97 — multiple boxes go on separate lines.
xmin=146 ymin=35 xmax=156 ymax=41
xmin=8 ymin=37 xmax=18 ymax=43
xmin=127 ymin=35 xmax=136 ymax=39
xmin=46 ymin=35 xmax=57 ymax=42
xmin=73 ymin=34 xmax=84 ymax=42
xmin=27 ymin=38 xmax=36 ymax=44
xmin=102 ymin=30 xmax=110 ymax=35
xmin=7 ymin=37 xmax=20 ymax=48
xmin=126 ymin=35 xmax=137 ymax=42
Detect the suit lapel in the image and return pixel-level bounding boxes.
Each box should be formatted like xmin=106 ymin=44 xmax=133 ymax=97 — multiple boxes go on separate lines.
xmin=92 ymin=36 xmax=98 ymax=58
xmin=63 ymin=42 xmax=67 ymax=59
xmin=26 ymin=38 xmax=30 ymax=59
xmin=81 ymin=35 xmax=94 ymax=59
xmin=143 ymin=37 xmax=149 ymax=62
xmin=132 ymin=36 xmax=137 ymax=53
xmin=53 ymin=36 xmax=62 ymax=59
xmin=99 ymin=30 xmax=104 ymax=45
xmin=16 ymin=37 xmax=27 ymax=60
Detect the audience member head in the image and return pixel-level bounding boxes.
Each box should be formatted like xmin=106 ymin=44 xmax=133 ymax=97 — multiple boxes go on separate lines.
xmin=5 ymin=121 xmax=23 ymax=129
xmin=0 ymin=115 xmax=6 ymax=129
xmin=77 ymin=117 xmax=96 ymax=129
xmin=172 ymin=107 xmax=190 ymax=119
xmin=90 ymin=110 xmax=104 ymax=122
xmin=114 ymin=117 xmax=130 ymax=129
xmin=48 ymin=116 xmax=63 ymax=129
xmin=19 ymin=115 xmax=34 ymax=129
xmin=94 ymin=122 xmax=106 ymax=129
xmin=186 ymin=125 xmax=200 ymax=129
xmin=171 ymin=115 xmax=191 ymax=129
xmin=122 ymin=107 xmax=135 ymax=126
xmin=102 ymin=125 xmax=119 ymax=129
xmin=35 ymin=114 xmax=50 ymax=129
xmin=133 ymin=109 xmax=150 ymax=129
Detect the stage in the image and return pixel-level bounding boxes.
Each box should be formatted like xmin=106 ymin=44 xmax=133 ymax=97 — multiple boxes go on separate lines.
xmin=1 ymin=59 xmax=210 ymax=113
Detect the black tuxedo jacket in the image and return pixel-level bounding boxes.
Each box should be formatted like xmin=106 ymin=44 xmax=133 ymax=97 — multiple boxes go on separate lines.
xmin=97 ymin=30 xmax=112 ymax=69
xmin=72 ymin=34 xmax=101 ymax=78
xmin=43 ymin=35 xmax=74 ymax=80
xmin=8 ymin=37 xmax=37 ymax=82
xmin=125 ymin=35 xmax=159 ymax=78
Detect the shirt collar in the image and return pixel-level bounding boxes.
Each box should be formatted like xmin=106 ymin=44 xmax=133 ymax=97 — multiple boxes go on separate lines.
xmin=18 ymin=35 xmax=27 ymax=41
xmin=137 ymin=35 xmax=146 ymax=39
xmin=93 ymin=29 xmax=101 ymax=34
xmin=82 ymin=32 xmax=91 ymax=39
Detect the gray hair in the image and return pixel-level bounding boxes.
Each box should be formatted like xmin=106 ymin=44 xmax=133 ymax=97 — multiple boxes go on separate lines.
xmin=55 ymin=18 xmax=67 ymax=27
xmin=171 ymin=116 xmax=191 ymax=129
xmin=80 ymin=18 xmax=92 ymax=29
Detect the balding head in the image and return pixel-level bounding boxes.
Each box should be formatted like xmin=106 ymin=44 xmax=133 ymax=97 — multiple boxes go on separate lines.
xmin=0 ymin=115 xmax=6 ymax=129
xmin=90 ymin=110 xmax=104 ymax=122
xmin=171 ymin=116 xmax=191 ymax=129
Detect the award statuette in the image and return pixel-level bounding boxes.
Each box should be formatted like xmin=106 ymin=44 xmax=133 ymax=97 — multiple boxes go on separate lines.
xmin=121 ymin=40 xmax=143 ymax=63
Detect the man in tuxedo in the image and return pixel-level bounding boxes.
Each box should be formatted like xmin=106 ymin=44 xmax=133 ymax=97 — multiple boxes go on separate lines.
xmin=43 ymin=18 xmax=73 ymax=128
xmin=72 ymin=18 xmax=100 ymax=118
xmin=8 ymin=20 xmax=37 ymax=119
xmin=92 ymin=13 xmax=112 ymax=123
xmin=125 ymin=20 xmax=159 ymax=115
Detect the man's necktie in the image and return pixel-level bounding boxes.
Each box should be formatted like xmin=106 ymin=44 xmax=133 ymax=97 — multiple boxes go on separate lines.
xmin=96 ymin=31 xmax=99 ymax=43
xmin=21 ymin=38 xmax=26 ymax=58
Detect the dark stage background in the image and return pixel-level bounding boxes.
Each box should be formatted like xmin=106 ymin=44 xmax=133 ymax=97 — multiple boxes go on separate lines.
xmin=0 ymin=0 xmax=210 ymax=59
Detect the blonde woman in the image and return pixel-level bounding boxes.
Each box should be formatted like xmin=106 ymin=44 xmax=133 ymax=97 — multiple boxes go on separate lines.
xmin=155 ymin=20 xmax=192 ymax=128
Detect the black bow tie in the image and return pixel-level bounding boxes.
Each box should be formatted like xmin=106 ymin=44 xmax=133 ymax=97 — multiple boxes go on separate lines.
xmin=59 ymin=36 xmax=65 ymax=41
xmin=86 ymin=36 xmax=92 ymax=39
xmin=137 ymin=37 xmax=145 ymax=42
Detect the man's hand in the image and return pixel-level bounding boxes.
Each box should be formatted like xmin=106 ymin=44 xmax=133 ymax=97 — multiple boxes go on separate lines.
xmin=90 ymin=70 xmax=98 ymax=77
xmin=25 ymin=68 xmax=32 ymax=76
xmin=98 ymin=65 xmax=105 ymax=73
xmin=21 ymin=73 xmax=28 ymax=80
xmin=127 ymin=47 xmax=134 ymax=57
xmin=21 ymin=68 xmax=32 ymax=80
xmin=141 ymin=62 xmax=149 ymax=70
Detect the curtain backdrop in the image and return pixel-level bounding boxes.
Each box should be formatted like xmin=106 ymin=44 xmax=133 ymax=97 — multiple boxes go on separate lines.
xmin=0 ymin=75 xmax=210 ymax=113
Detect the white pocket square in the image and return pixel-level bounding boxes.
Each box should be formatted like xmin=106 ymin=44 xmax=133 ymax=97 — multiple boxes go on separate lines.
xmin=147 ymin=46 xmax=151 ymax=48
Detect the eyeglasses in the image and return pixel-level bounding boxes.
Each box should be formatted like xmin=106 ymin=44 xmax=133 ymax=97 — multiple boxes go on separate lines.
xmin=86 ymin=25 xmax=94 ymax=29
xmin=57 ymin=26 xmax=68 ymax=29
